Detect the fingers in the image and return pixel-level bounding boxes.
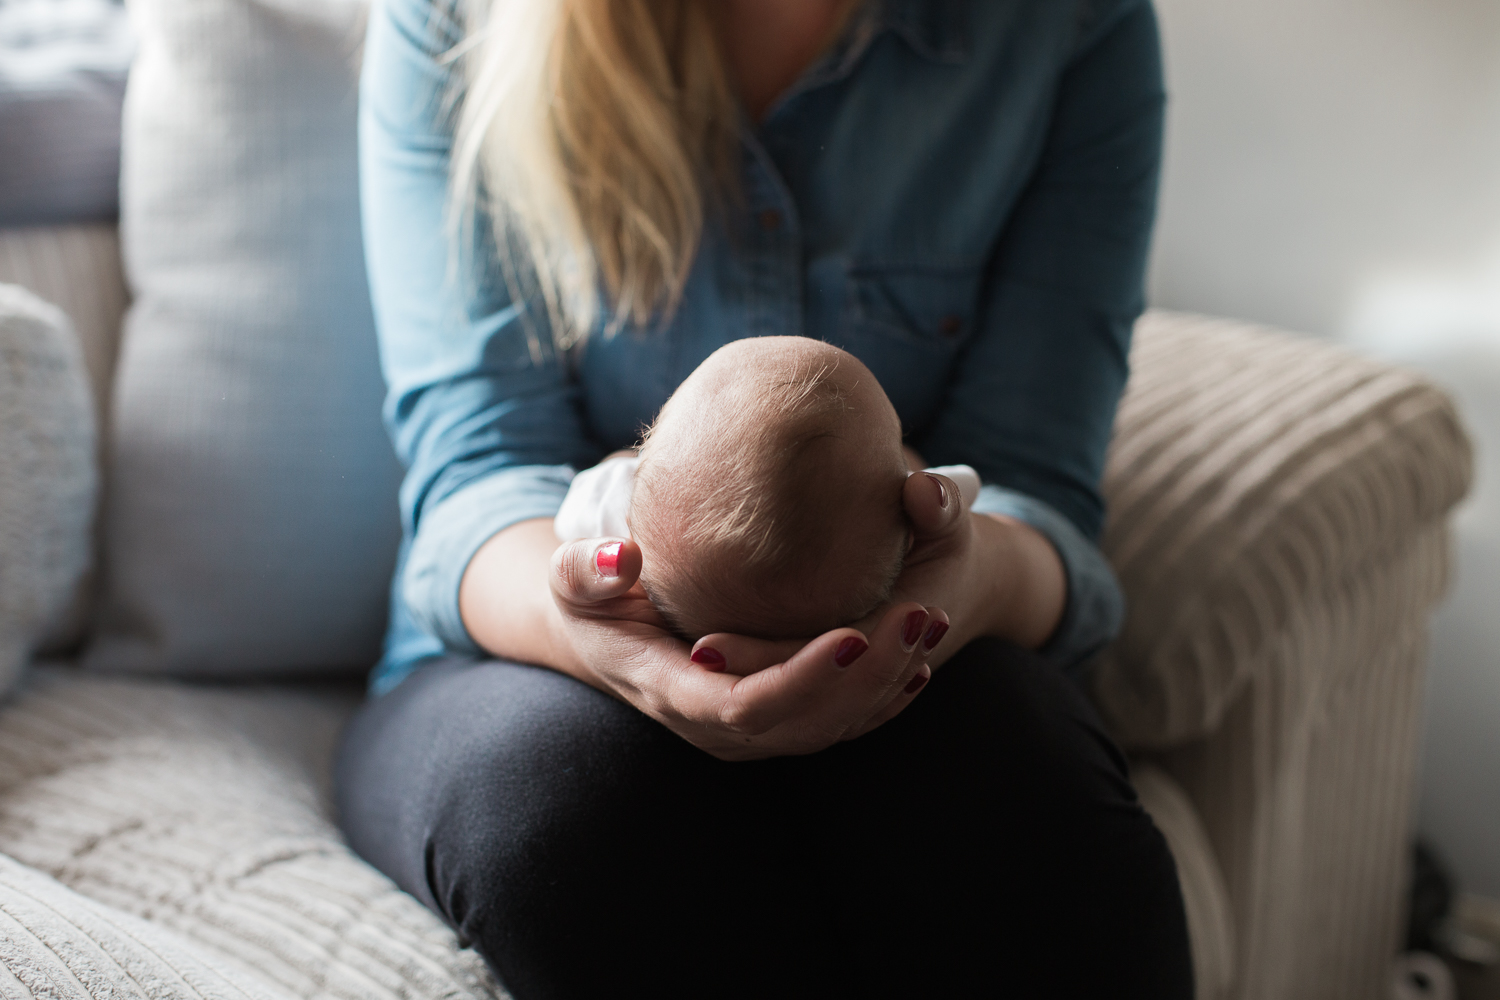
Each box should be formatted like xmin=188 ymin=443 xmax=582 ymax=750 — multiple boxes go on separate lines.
xmin=717 ymin=602 xmax=939 ymax=743
xmin=903 ymin=470 xmax=963 ymax=540
xmin=550 ymin=537 xmax=642 ymax=609
xmin=689 ymin=633 xmax=808 ymax=677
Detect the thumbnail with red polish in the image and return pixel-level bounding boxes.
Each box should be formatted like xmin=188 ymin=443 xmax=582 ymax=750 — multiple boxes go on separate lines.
xmin=596 ymin=542 xmax=622 ymax=576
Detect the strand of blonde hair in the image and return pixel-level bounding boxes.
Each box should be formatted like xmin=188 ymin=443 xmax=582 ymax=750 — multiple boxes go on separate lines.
xmin=449 ymin=0 xmax=740 ymax=353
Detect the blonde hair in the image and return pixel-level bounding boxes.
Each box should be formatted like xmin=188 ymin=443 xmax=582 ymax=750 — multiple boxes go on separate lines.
xmin=448 ymin=0 xmax=740 ymax=353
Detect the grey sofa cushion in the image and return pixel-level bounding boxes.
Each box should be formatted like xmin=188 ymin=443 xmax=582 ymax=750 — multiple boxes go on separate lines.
xmin=0 ymin=0 xmax=133 ymax=227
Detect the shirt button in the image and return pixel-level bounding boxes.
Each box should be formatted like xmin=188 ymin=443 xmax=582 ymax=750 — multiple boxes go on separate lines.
xmin=757 ymin=208 xmax=783 ymax=232
xmin=939 ymin=315 xmax=964 ymax=337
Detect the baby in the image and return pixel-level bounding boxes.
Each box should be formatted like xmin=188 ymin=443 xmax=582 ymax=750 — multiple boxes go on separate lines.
xmin=554 ymin=337 xmax=976 ymax=641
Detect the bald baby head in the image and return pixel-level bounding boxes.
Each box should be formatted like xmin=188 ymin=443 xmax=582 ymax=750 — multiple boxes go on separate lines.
xmin=629 ymin=337 xmax=911 ymax=641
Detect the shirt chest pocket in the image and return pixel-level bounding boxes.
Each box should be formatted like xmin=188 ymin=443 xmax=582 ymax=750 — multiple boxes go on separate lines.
xmin=834 ymin=263 xmax=984 ymax=431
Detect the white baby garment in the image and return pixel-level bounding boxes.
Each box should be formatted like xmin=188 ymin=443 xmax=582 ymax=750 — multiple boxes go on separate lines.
xmin=553 ymin=455 xmax=980 ymax=542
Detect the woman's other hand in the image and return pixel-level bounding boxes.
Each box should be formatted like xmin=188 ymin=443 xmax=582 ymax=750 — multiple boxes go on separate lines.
xmin=548 ymin=535 xmax=942 ymax=761
xmin=887 ymin=471 xmax=1067 ymax=668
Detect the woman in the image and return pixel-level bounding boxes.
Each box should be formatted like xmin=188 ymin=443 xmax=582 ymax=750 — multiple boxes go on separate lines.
xmin=337 ymin=0 xmax=1191 ymax=996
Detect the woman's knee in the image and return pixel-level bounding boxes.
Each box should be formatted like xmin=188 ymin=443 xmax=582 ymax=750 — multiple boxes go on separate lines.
xmin=337 ymin=659 xmax=682 ymax=916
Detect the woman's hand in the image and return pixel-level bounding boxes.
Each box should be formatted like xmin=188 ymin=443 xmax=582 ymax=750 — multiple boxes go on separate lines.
xmin=548 ymin=535 xmax=945 ymax=760
xmin=883 ymin=471 xmax=1068 ymax=669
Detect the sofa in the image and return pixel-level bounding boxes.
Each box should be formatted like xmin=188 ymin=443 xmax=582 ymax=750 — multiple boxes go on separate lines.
xmin=0 ymin=0 xmax=1474 ymax=997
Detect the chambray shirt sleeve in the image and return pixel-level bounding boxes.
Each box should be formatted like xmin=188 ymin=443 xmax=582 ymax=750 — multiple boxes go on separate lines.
xmin=916 ymin=1 xmax=1165 ymax=670
xmin=360 ymin=0 xmax=600 ymax=656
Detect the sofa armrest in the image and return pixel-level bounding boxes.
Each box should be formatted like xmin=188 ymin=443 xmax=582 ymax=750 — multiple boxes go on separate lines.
xmin=1092 ymin=310 xmax=1472 ymax=749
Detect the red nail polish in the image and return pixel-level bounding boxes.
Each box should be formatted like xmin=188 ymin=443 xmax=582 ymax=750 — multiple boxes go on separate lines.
xmin=926 ymin=473 xmax=948 ymax=509
xmin=901 ymin=610 xmax=927 ymax=648
xmin=922 ymin=620 xmax=949 ymax=652
xmin=904 ymin=669 xmax=930 ymax=696
xmin=691 ymin=647 xmax=726 ymax=671
xmin=596 ymin=542 xmax=622 ymax=577
xmin=834 ymin=637 xmax=868 ymax=667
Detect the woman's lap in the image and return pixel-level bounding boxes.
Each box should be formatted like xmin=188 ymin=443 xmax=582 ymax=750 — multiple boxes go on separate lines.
xmin=335 ymin=640 xmax=1192 ymax=1000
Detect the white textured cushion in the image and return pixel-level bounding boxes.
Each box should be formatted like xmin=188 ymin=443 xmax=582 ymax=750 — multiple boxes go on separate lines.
xmin=86 ymin=0 xmax=402 ymax=675
xmin=0 ymin=225 xmax=128 ymax=427
xmin=0 ymin=667 xmax=506 ymax=1000
xmin=0 ymin=285 xmax=94 ymax=689
xmin=0 ymin=225 xmax=129 ymax=654
xmin=0 ymin=853 xmax=286 ymax=1000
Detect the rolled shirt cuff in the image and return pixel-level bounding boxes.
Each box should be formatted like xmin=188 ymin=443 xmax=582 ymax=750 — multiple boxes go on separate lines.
xmin=971 ymin=484 xmax=1125 ymax=673
xmin=401 ymin=464 xmax=577 ymax=654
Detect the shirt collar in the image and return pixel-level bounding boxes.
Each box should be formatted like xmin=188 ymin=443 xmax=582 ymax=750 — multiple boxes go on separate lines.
xmin=763 ymin=0 xmax=968 ymax=121
xmin=869 ymin=0 xmax=969 ymax=65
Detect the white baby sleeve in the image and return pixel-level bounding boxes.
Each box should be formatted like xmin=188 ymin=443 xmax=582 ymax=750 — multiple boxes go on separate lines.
xmin=553 ymin=455 xmax=640 ymax=541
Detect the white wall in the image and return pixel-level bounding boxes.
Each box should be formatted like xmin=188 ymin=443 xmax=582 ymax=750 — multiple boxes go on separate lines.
xmin=1147 ymin=0 xmax=1500 ymax=897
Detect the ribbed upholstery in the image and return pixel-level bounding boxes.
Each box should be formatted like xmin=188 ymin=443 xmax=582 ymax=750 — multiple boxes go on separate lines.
xmin=0 ymin=225 xmax=128 ymax=423
xmin=1097 ymin=311 xmax=1471 ymax=746
xmin=1097 ymin=311 xmax=1473 ymax=1000
xmin=0 ymin=668 xmax=506 ymax=1000
xmin=1133 ymin=763 xmax=1236 ymax=1000
xmin=0 ymin=853 xmax=285 ymax=1000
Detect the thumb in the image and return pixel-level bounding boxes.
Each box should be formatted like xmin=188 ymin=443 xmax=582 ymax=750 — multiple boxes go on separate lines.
xmin=903 ymin=471 xmax=963 ymax=541
xmin=551 ymin=537 xmax=642 ymax=608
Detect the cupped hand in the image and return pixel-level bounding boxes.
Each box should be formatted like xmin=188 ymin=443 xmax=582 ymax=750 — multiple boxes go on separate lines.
xmin=887 ymin=470 xmax=1066 ymax=663
xmin=550 ymin=537 xmax=946 ymax=761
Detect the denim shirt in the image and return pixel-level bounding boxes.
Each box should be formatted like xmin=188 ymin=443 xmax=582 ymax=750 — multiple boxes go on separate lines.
xmin=360 ymin=0 xmax=1165 ymax=694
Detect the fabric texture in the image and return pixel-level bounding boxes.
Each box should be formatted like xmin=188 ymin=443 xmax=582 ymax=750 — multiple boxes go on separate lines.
xmin=0 ymin=224 xmax=128 ymax=654
xmin=86 ymin=0 xmax=403 ymax=676
xmin=0 ymin=666 xmax=506 ymax=1000
xmin=361 ymin=0 xmax=1164 ymax=689
xmin=0 ymin=852 xmax=286 ymax=1000
xmin=0 ymin=0 xmax=133 ymax=227
xmin=0 ymin=224 xmax=127 ymax=422
xmin=0 ymin=284 xmax=94 ymax=693
xmin=1094 ymin=311 xmax=1472 ymax=745
xmin=1094 ymin=311 xmax=1473 ymax=1000
xmin=338 ymin=645 xmax=1193 ymax=1000
xmin=1133 ymin=762 xmax=1236 ymax=1000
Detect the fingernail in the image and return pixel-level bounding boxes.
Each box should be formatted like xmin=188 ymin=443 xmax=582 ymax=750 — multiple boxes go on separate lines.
xmin=922 ymin=620 xmax=949 ymax=652
xmin=926 ymin=473 xmax=947 ymax=509
xmin=834 ymin=637 xmax=868 ymax=667
xmin=691 ymin=646 xmax=726 ymax=672
xmin=904 ymin=668 xmax=930 ymax=696
xmin=596 ymin=542 xmax=622 ymax=577
xmin=901 ymin=610 xmax=927 ymax=649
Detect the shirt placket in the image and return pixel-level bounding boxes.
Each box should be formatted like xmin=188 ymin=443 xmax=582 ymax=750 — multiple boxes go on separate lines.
xmin=738 ymin=135 xmax=803 ymax=341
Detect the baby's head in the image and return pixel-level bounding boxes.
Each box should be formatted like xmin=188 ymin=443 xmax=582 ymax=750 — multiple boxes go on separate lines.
xmin=629 ymin=337 xmax=910 ymax=641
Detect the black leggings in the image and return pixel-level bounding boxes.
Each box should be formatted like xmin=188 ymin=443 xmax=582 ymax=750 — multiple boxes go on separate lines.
xmin=335 ymin=640 xmax=1193 ymax=1000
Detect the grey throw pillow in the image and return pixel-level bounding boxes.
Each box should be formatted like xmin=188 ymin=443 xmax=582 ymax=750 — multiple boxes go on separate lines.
xmin=85 ymin=0 xmax=401 ymax=676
